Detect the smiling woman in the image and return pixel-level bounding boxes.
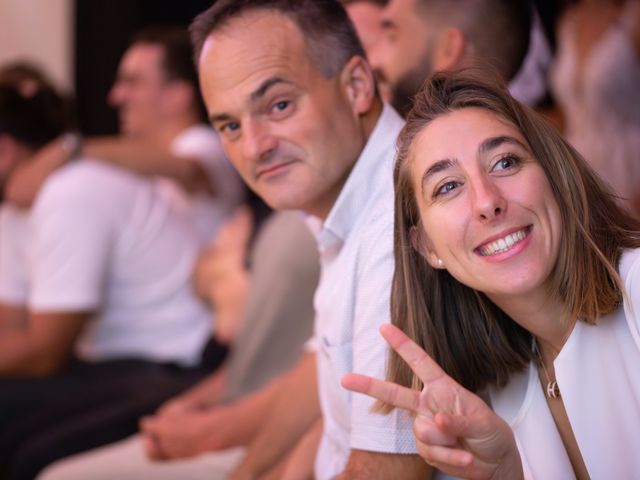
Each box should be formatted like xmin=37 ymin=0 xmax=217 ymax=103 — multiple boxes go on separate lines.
xmin=342 ymin=69 xmax=640 ymax=479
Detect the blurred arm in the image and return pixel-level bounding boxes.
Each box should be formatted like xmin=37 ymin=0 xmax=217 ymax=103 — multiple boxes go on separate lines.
xmin=0 ymin=309 xmax=90 ymax=376
xmin=230 ymin=353 xmax=320 ymax=480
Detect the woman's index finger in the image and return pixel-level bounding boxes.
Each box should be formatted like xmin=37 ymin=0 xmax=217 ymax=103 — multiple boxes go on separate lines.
xmin=380 ymin=323 xmax=448 ymax=384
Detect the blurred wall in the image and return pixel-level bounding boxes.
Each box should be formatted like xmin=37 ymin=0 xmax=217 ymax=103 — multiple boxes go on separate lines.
xmin=0 ymin=0 xmax=74 ymax=93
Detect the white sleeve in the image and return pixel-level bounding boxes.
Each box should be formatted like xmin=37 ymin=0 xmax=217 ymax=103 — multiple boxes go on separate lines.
xmin=349 ymin=210 xmax=417 ymax=454
xmin=28 ymin=181 xmax=113 ymax=312
xmin=0 ymin=208 xmax=29 ymax=305
xmin=172 ymin=126 xmax=243 ymax=204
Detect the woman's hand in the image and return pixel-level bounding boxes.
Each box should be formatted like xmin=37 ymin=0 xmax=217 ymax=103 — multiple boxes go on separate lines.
xmin=341 ymin=324 xmax=523 ymax=479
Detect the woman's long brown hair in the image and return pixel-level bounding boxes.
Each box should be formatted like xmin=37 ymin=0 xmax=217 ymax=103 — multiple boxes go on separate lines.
xmin=384 ymin=69 xmax=640 ymax=403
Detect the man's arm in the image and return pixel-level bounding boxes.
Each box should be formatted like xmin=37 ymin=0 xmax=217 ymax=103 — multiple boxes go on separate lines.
xmin=82 ymin=137 xmax=214 ymax=194
xmin=0 ymin=310 xmax=90 ymax=376
xmin=279 ymin=418 xmax=323 ymax=480
xmin=337 ymin=450 xmax=431 ymax=480
xmin=157 ymin=367 xmax=228 ymax=415
xmin=141 ymin=367 xmax=286 ymax=460
xmin=5 ymin=136 xmax=213 ymax=208
xmin=230 ymin=352 xmax=320 ymax=480
xmin=0 ymin=303 xmax=27 ymax=332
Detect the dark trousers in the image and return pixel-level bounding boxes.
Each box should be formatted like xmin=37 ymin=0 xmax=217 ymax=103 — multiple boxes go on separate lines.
xmin=0 ymin=339 xmax=227 ymax=480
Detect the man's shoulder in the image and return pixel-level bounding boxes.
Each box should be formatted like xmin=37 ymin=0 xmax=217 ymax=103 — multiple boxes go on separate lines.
xmin=39 ymin=159 xmax=146 ymax=200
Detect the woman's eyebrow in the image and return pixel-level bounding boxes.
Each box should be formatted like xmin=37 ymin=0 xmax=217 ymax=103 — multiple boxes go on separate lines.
xmin=421 ymin=158 xmax=457 ymax=195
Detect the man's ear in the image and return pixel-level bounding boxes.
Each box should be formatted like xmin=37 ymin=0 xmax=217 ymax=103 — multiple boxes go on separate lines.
xmin=339 ymin=55 xmax=376 ymax=116
xmin=409 ymin=225 xmax=445 ymax=269
xmin=433 ymin=27 xmax=466 ymax=72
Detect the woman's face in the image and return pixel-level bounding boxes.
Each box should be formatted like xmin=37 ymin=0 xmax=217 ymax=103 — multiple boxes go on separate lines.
xmin=409 ymin=107 xmax=562 ymax=302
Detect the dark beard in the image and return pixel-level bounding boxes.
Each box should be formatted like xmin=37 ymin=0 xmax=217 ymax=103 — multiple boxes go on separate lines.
xmin=389 ymin=53 xmax=434 ymax=118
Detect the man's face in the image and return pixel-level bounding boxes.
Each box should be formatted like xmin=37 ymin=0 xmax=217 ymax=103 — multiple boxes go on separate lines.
xmin=108 ymin=43 xmax=171 ymax=137
xmin=198 ymin=11 xmax=367 ymax=219
xmin=370 ymin=0 xmax=436 ymax=116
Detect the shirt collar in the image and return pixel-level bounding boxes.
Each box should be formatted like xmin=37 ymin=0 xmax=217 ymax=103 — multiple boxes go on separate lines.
xmin=315 ymin=104 xmax=404 ymax=251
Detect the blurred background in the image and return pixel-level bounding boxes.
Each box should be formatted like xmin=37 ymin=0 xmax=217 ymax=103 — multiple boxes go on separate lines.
xmin=0 ymin=0 xmax=212 ymax=135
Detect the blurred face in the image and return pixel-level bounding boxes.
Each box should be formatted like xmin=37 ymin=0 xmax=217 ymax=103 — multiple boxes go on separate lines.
xmin=108 ymin=43 xmax=170 ymax=136
xmin=345 ymin=1 xmax=391 ymax=101
xmin=370 ymin=0 xmax=436 ymax=115
xmin=410 ymin=108 xmax=562 ymax=304
xmin=198 ymin=11 xmax=368 ymax=218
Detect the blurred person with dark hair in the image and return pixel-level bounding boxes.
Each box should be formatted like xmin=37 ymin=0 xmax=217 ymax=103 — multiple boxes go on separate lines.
xmin=369 ymin=0 xmax=547 ymax=116
xmin=0 ymin=76 xmax=219 ymax=478
xmin=341 ymin=0 xmax=392 ymax=101
xmin=6 ymin=27 xmax=243 ymax=242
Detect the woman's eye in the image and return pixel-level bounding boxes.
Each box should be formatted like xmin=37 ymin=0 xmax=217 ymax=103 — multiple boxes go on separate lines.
xmin=434 ymin=181 xmax=460 ymax=197
xmin=492 ymin=155 xmax=520 ymax=172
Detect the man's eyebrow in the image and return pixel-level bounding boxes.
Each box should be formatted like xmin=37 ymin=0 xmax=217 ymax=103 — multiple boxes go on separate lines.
xmin=478 ymin=135 xmax=527 ymax=156
xmin=420 ymin=158 xmax=457 ymax=194
xmin=209 ymin=112 xmax=232 ymax=124
xmin=208 ymin=76 xmax=295 ymax=124
xmin=250 ymin=76 xmax=295 ymax=103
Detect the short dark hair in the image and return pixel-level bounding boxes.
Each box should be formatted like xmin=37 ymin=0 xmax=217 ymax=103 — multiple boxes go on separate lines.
xmin=417 ymin=0 xmax=532 ymax=81
xmin=190 ymin=0 xmax=366 ymax=78
xmin=0 ymin=62 xmax=50 ymax=88
xmin=0 ymin=83 xmax=69 ymax=149
xmin=132 ymin=26 xmax=208 ymax=121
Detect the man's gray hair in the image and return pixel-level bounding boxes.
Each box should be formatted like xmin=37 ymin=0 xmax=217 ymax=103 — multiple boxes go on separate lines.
xmin=190 ymin=0 xmax=366 ymax=78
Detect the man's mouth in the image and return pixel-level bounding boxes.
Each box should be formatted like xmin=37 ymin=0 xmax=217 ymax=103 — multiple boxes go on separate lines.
xmin=257 ymin=161 xmax=296 ymax=179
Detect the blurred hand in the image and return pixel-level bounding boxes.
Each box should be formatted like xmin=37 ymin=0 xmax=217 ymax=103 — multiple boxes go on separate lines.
xmin=141 ymin=403 xmax=248 ymax=461
xmin=341 ymin=324 xmax=523 ymax=480
xmin=193 ymin=205 xmax=253 ymax=343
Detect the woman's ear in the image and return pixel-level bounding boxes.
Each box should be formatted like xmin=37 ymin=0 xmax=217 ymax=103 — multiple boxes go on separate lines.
xmin=409 ymin=225 xmax=445 ymax=269
xmin=339 ymin=55 xmax=376 ymax=116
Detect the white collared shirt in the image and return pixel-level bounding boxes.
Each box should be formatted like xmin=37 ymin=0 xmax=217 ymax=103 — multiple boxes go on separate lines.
xmin=490 ymin=248 xmax=640 ymax=479
xmin=310 ymin=105 xmax=417 ymax=479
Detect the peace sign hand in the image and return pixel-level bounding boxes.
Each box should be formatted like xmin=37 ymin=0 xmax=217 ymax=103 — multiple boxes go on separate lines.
xmin=341 ymin=324 xmax=523 ymax=480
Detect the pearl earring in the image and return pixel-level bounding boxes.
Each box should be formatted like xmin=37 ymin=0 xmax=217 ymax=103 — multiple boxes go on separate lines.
xmin=437 ymin=258 xmax=444 ymax=267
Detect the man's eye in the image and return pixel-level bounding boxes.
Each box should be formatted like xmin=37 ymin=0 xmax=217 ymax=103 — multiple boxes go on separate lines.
xmin=220 ymin=122 xmax=240 ymax=133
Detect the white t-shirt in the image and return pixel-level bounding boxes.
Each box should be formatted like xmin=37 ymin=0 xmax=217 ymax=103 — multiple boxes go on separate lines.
xmin=0 ymin=206 xmax=30 ymax=306
xmin=489 ymin=248 xmax=640 ymax=479
xmin=0 ymin=159 xmax=212 ymax=366
xmin=309 ymin=105 xmax=416 ymax=479
xmin=167 ymin=125 xmax=244 ymax=242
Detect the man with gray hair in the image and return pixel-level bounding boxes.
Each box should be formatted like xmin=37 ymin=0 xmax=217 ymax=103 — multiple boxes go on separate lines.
xmin=190 ymin=0 xmax=427 ymax=478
